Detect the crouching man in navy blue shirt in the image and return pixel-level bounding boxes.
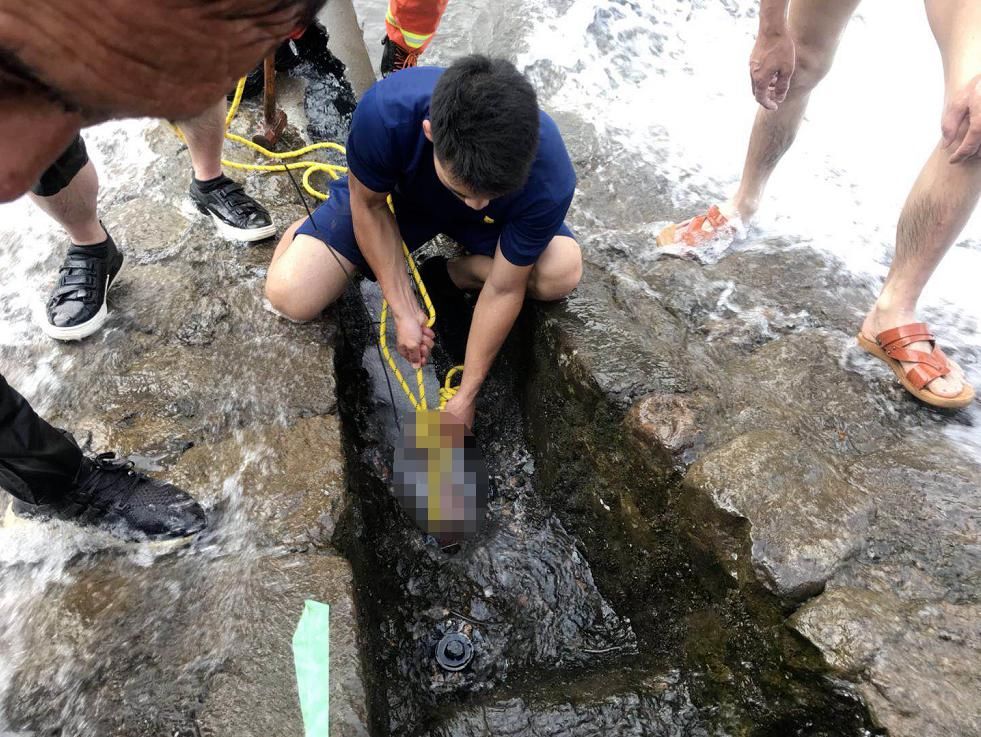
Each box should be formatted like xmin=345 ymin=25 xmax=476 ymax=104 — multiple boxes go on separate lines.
xmin=265 ymin=55 xmax=582 ymax=428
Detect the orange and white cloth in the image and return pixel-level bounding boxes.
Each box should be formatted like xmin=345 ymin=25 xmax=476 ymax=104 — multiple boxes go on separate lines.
xmin=385 ymin=0 xmax=450 ymax=54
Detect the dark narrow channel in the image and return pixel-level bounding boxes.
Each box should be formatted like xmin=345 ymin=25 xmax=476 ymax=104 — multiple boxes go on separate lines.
xmin=330 ymin=280 xmax=884 ymax=737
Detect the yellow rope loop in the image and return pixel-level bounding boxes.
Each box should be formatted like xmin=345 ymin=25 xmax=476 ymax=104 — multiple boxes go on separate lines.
xmin=379 ymin=299 xmax=427 ymax=410
xmin=438 ymin=365 xmax=465 ymax=410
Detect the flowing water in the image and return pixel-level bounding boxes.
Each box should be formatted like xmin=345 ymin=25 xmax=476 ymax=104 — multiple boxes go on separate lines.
xmin=0 ymin=0 xmax=978 ymax=734
xmin=413 ymin=0 xmax=981 ymax=434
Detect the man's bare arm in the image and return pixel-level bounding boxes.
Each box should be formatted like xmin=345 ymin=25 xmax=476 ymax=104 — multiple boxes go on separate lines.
xmin=441 ymin=249 xmax=531 ymax=428
xmin=349 ymin=172 xmax=433 ymax=367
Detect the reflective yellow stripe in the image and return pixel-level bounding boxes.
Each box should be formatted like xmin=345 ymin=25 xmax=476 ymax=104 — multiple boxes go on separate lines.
xmin=385 ymin=8 xmax=433 ymax=49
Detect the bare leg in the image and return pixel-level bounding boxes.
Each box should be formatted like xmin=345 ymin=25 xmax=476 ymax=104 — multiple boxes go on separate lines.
xmin=265 ymin=219 xmax=358 ymax=321
xmin=730 ymin=0 xmax=863 ymax=220
xmin=860 ymin=0 xmax=981 ymax=398
xmin=447 ymin=236 xmax=583 ymax=301
xmin=28 ymin=161 xmax=106 ymax=245
xmin=177 ymin=99 xmax=226 ymax=181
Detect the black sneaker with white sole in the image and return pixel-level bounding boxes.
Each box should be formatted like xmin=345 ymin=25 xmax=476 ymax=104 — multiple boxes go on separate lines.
xmin=42 ymin=235 xmax=124 ymax=341
xmin=12 ymin=452 xmax=207 ymax=541
xmin=190 ymin=175 xmax=276 ymax=242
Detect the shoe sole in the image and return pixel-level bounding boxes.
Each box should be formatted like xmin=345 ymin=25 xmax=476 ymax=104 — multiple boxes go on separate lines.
xmin=40 ymin=255 xmax=125 ymax=342
xmin=3 ymin=503 xmax=204 ymax=552
xmin=201 ymin=208 xmax=277 ymax=243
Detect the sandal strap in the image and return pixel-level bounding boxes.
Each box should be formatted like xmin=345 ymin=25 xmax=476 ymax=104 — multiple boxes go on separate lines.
xmin=706 ymin=204 xmax=728 ymax=228
xmin=904 ymin=356 xmax=950 ymax=390
xmin=876 ymin=323 xmax=952 ymax=389
xmin=876 ymin=322 xmax=933 ymax=349
xmin=682 ymin=206 xmax=729 ymax=246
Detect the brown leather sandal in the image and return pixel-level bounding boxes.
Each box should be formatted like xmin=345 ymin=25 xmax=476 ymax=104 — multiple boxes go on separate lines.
xmin=857 ymin=323 xmax=975 ymax=409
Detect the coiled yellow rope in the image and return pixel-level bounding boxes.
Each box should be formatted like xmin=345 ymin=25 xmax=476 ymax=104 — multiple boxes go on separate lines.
xmin=178 ymin=77 xmax=463 ymax=411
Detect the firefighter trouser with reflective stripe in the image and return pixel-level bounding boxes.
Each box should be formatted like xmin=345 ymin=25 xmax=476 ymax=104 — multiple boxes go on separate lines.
xmin=385 ymin=0 xmax=450 ymax=52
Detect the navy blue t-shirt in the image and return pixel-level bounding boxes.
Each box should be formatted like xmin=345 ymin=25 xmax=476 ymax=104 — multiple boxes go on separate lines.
xmin=346 ymin=66 xmax=576 ymax=267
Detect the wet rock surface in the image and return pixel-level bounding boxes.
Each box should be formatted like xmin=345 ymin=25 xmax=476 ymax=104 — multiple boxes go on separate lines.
xmin=792 ymin=588 xmax=981 ymax=737
xmin=1 ymin=0 xmax=975 ymax=734
xmin=422 ymin=671 xmax=717 ymax=737
xmin=0 ymin=29 xmax=368 ymax=737
xmin=331 ymin=265 xmax=878 ymax=735
xmin=529 ymin=234 xmax=981 ymax=736
xmin=335 ymin=282 xmax=652 ymax=736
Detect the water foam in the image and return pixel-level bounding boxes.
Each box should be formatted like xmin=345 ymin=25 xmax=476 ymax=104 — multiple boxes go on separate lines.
xmin=516 ymin=0 xmax=980 ymax=440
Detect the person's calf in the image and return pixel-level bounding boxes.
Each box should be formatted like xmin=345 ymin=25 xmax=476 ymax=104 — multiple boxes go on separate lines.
xmin=29 ymin=159 xmax=106 ymax=245
xmin=178 ymin=98 xmax=227 ymax=182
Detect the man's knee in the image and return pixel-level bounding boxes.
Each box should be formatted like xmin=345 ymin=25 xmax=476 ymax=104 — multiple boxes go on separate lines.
xmin=530 ymin=237 xmax=583 ymax=301
xmin=789 ymin=40 xmax=837 ymax=94
xmin=264 ymin=267 xmax=320 ymax=322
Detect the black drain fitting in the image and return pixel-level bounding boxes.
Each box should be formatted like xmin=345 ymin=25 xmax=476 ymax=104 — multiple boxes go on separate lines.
xmin=435 ymin=632 xmax=474 ymax=672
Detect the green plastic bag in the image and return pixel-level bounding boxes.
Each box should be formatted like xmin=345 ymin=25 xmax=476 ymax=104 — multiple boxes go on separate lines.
xmin=293 ymin=599 xmax=330 ymax=736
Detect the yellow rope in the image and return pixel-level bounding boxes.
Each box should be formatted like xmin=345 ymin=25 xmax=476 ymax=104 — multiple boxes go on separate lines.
xmin=180 ymin=76 xmax=464 ymax=411
xmin=378 ymin=202 xmax=462 ymax=411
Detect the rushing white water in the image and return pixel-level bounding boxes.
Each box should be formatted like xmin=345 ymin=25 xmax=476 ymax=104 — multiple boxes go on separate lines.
xmin=508 ymin=0 xmax=981 ymax=442
xmin=0 ymin=1 xmax=976 ymax=731
xmin=0 ymin=119 xmax=158 ymax=411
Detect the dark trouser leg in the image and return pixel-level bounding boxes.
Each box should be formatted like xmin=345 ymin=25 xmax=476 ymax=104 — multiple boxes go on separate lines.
xmin=0 ymin=374 xmax=83 ymax=505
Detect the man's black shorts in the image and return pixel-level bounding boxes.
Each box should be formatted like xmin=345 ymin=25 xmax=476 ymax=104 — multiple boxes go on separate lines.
xmin=31 ymin=135 xmax=89 ymax=197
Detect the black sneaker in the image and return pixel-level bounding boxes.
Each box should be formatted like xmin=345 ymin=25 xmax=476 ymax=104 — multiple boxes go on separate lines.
xmin=190 ymin=175 xmax=276 ymax=242
xmin=42 ymin=235 xmax=124 ymax=341
xmin=380 ymin=36 xmax=420 ymax=78
xmin=419 ymin=256 xmax=472 ymax=364
xmin=12 ymin=452 xmax=207 ymax=541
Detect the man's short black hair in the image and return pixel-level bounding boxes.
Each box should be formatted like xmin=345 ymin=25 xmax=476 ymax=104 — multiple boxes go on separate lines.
xmin=429 ymin=55 xmax=539 ymax=197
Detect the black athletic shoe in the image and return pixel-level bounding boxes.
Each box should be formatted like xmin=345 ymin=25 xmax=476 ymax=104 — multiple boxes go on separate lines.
xmin=380 ymin=36 xmax=420 ymax=77
xmin=419 ymin=256 xmax=472 ymax=364
xmin=190 ymin=175 xmax=276 ymax=243
xmin=12 ymin=452 xmax=207 ymax=541
xmin=42 ymin=235 xmax=124 ymax=341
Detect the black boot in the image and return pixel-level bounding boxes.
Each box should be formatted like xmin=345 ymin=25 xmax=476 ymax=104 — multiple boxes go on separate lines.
xmin=380 ymin=36 xmax=420 ymax=78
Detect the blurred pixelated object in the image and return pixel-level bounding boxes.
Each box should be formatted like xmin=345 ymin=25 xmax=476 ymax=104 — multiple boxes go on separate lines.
xmin=393 ymin=409 xmax=489 ymax=545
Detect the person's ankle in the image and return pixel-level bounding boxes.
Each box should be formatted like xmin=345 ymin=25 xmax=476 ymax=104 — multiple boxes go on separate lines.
xmin=864 ymin=299 xmax=918 ymax=332
xmin=192 ymin=171 xmax=226 ymax=189
xmin=68 ymin=223 xmax=108 ymax=246
xmin=728 ymin=194 xmax=759 ymax=222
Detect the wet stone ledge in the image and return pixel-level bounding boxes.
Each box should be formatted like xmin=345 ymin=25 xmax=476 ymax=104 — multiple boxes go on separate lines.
xmin=524 ymin=240 xmax=981 ymax=737
xmin=0 ymin=34 xmax=370 ymax=737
